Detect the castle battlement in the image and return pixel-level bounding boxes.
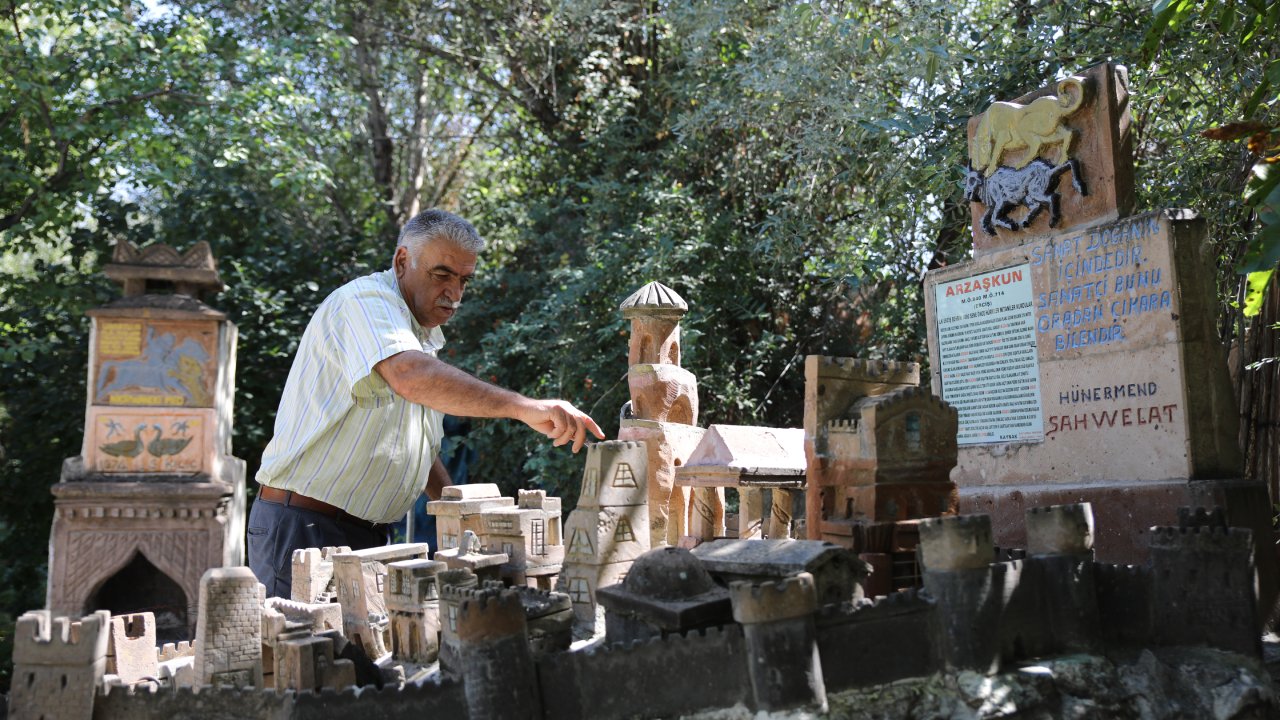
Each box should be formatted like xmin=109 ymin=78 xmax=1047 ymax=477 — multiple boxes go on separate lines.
xmin=1178 ymin=506 xmax=1227 ymax=529
xmin=919 ymin=514 xmax=994 ymax=571
xmin=158 ymin=641 xmax=194 ymax=661
xmin=441 ymin=582 xmax=503 ymax=606
xmin=13 ymin=609 xmax=111 ymax=666
xmin=1026 ymin=503 xmax=1094 ymax=556
xmin=1147 ymin=524 xmax=1253 ymax=552
xmin=729 ymin=572 xmax=817 ymax=624
xmin=455 ymin=589 xmax=527 ymax=641
xmin=826 ymin=418 xmax=861 ymax=433
xmin=812 ymin=356 xmax=919 ymax=382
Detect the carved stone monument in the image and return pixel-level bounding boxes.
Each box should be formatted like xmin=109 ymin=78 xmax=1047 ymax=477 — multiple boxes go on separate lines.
xmin=924 ymin=63 xmax=1263 ymax=582
xmin=46 ymin=240 xmax=246 ymax=642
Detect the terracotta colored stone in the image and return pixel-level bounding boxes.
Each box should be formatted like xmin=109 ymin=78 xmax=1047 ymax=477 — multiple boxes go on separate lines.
xmin=49 ymin=243 xmax=246 ymax=640
xmin=627 ymin=363 xmax=698 ymax=424
xmin=617 ymin=420 xmax=706 ymax=547
xmin=83 ymin=406 xmax=215 ymax=476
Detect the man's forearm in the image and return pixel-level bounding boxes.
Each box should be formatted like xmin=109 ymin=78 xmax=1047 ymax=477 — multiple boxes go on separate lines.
xmin=375 ymin=349 xmax=605 ymax=452
xmin=376 ymin=350 xmax=537 ymax=422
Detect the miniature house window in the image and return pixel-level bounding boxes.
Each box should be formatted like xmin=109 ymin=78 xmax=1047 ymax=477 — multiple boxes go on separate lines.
xmin=583 ymin=468 xmax=600 ymax=498
xmin=905 ymin=412 xmax=921 ymax=453
xmin=426 ymin=580 xmax=438 ymax=600
xmin=614 ymin=518 xmax=635 ymax=542
xmin=531 ymin=519 xmax=546 ymax=555
xmin=612 ymin=463 xmax=637 ymax=487
xmin=568 ymin=528 xmax=593 ymax=557
xmin=568 ymin=578 xmax=589 ymax=603
xmin=448 ymin=605 xmax=458 ymax=632
xmin=376 ymin=573 xmax=386 ymax=593
xmin=502 ymin=542 xmax=515 ymax=556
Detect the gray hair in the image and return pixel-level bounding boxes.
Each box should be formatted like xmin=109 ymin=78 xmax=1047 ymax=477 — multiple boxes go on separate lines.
xmin=396 ymin=209 xmax=485 ymax=260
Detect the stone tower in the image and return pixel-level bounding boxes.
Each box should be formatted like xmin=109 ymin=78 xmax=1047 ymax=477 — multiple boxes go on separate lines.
xmin=46 ymin=240 xmax=246 ymax=643
xmin=559 ymin=441 xmax=650 ymax=624
xmin=616 ymin=281 xmax=705 ymax=546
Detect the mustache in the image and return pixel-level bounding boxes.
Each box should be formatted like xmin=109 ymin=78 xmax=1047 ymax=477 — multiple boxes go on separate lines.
xmin=437 ymin=300 xmax=462 ymax=309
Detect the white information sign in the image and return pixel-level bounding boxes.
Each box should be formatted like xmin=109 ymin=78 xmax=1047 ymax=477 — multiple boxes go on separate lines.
xmin=934 ymin=263 xmax=1043 ymax=445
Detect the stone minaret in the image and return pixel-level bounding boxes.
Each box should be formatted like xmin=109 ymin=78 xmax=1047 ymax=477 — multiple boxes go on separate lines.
xmin=617 ymin=282 xmax=706 ymax=547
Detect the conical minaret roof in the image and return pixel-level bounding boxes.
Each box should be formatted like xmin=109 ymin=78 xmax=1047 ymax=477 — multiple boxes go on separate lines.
xmin=619 ymin=281 xmax=688 ymax=319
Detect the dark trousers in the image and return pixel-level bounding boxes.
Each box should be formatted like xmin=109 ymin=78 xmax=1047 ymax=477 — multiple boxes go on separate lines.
xmin=247 ymin=496 xmax=389 ymax=599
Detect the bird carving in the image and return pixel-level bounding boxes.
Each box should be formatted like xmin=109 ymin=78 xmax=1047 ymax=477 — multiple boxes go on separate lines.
xmin=147 ymin=424 xmax=193 ymax=457
xmin=99 ymin=424 xmax=146 ymax=458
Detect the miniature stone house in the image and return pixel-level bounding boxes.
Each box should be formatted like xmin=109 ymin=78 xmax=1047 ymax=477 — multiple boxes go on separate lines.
xmin=46 ymin=240 xmax=246 ymax=642
xmin=595 ymin=547 xmax=732 ymax=645
xmin=802 ymin=357 xmax=959 ymax=592
xmin=478 ymin=489 xmax=565 ymax=589
xmin=290 ymin=545 xmax=350 ymax=604
xmin=330 ymin=543 xmax=428 ymax=659
xmin=675 ymin=425 xmax=806 ymax=544
xmin=426 ymin=483 xmax=514 ymax=551
xmin=691 ymin=538 xmax=868 ymax=608
xmin=822 ymin=386 xmax=959 ymax=524
xmin=383 ymin=558 xmax=447 ymax=665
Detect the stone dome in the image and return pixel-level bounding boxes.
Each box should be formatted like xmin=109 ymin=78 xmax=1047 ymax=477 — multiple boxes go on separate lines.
xmin=621 ymin=547 xmax=719 ymax=600
xmin=619 ymin=281 xmax=688 ymax=318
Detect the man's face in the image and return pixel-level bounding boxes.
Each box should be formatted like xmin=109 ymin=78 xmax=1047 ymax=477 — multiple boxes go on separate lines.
xmin=394 ymin=238 xmax=478 ymax=329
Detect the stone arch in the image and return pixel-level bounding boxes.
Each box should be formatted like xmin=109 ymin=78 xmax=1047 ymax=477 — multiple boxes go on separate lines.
xmin=90 ymin=552 xmax=190 ymax=643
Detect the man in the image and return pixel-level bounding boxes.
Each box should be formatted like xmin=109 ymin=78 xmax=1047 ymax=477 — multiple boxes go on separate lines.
xmin=248 ymin=209 xmax=604 ymax=597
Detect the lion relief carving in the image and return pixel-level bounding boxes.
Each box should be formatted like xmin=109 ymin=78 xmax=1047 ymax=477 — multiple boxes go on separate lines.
xmin=971 ymin=76 xmax=1087 ymax=177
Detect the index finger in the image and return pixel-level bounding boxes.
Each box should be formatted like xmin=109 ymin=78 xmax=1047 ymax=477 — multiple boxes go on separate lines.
xmin=584 ymin=415 xmax=605 ymax=440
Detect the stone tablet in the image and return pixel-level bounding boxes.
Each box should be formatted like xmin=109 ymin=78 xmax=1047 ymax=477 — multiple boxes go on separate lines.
xmin=926 ymin=209 xmax=1238 ymax=485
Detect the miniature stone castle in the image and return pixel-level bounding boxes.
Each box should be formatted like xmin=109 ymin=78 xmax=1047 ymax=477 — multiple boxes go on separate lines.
xmin=13 ymin=501 xmax=1265 ymax=719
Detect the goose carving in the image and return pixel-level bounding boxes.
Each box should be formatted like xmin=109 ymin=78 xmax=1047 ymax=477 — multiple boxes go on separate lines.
xmin=99 ymin=424 xmax=147 ymax=458
xmin=148 ymin=424 xmax=193 ymax=457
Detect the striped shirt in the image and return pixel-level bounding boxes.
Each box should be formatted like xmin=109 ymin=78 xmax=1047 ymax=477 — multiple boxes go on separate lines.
xmin=256 ymin=269 xmax=446 ymax=523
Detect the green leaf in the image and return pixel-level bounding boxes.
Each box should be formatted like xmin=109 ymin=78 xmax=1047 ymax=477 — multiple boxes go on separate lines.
xmin=1237 ymin=223 xmax=1280 ymax=273
xmin=1243 ymin=269 xmax=1274 ymax=317
xmin=1245 ymin=161 xmax=1280 ymax=208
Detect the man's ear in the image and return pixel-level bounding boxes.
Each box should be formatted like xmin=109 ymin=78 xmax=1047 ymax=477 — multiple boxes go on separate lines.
xmin=393 ymin=246 xmax=409 ymax=278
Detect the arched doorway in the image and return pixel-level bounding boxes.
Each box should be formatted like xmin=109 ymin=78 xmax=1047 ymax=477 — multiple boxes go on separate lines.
xmin=91 ymin=552 xmax=190 ymax=644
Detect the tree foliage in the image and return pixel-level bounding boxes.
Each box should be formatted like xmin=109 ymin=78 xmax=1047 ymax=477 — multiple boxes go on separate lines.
xmin=2 ymin=0 xmax=1277 ymax=691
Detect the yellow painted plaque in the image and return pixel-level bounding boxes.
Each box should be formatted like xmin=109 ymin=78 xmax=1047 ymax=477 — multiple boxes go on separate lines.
xmin=99 ymin=321 xmax=144 ymax=357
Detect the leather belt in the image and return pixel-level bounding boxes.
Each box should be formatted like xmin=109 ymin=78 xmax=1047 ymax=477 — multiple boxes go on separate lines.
xmin=257 ymin=486 xmax=389 ymax=533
